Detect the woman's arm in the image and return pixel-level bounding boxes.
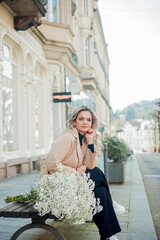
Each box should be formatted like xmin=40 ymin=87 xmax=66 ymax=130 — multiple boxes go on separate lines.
xmin=84 ymin=147 xmax=98 ymax=169
xmin=46 ymin=133 xmax=76 ymax=173
xmin=84 ymin=129 xmax=98 ymax=169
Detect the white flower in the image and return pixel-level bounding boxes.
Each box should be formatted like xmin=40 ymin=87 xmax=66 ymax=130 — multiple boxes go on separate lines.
xmin=33 ymin=163 xmax=102 ymax=224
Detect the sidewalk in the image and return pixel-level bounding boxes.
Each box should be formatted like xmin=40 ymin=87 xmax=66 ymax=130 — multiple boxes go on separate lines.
xmin=111 ymin=155 xmax=157 ymax=240
xmin=0 ymin=155 xmax=158 ymax=240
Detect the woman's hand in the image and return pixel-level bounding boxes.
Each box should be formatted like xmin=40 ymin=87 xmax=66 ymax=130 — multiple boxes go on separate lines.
xmin=85 ymin=128 xmax=95 ymax=144
xmin=77 ymin=165 xmax=86 ymax=174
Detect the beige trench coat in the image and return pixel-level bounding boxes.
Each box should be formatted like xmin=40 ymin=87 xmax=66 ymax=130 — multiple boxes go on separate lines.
xmin=46 ymin=128 xmax=98 ymax=173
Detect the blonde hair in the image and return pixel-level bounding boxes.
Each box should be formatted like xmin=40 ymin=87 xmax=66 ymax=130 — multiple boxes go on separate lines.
xmin=68 ymin=106 xmax=99 ymax=147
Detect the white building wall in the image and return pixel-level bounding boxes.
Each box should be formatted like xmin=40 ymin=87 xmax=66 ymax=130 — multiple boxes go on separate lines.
xmin=116 ymin=120 xmax=157 ymax=153
xmin=0 ymin=0 xmax=111 ymax=177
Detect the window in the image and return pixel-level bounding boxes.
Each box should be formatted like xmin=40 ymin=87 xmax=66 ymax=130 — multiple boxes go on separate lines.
xmin=45 ymin=0 xmax=59 ymax=23
xmin=85 ymin=38 xmax=90 ymax=66
xmin=1 ymin=44 xmax=18 ymax=152
xmin=68 ymin=91 xmax=96 ymax=119
xmin=84 ymin=0 xmax=88 ymax=15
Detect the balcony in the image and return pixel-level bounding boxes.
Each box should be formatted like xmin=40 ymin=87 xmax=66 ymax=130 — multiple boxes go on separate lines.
xmin=81 ymin=77 xmax=96 ymax=90
xmin=81 ymin=68 xmax=97 ymax=90
xmin=0 ymin=0 xmax=47 ymax=30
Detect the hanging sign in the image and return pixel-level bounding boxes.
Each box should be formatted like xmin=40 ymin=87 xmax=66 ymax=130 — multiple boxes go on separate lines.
xmin=53 ymin=92 xmax=72 ymax=103
xmin=68 ymin=80 xmax=81 ymax=94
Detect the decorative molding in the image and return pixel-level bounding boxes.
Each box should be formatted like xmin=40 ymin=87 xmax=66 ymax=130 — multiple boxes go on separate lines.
xmin=70 ymin=57 xmax=81 ymax=73
xmin=96 ymin=84 xmax=111 ymax=109
xmin=94 ymin=41 xmax=109 ymax=84
xmin=14 ymin=16 xmax=41 ymax=31
xmin=1 ymin=0 xmax=47 ymax=31
xmin=0 ymin=25 xmax=8 ymax=43
xmin=71 ymin=0 xmax=76 ymax=16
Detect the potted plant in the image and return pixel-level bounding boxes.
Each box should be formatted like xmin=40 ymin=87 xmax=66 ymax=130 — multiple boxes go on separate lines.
xmin=102 ymin=136 xmax=130 ymax=183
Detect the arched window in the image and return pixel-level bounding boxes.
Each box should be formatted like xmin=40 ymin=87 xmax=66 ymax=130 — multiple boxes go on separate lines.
xmin=45 ymin=0 xmax=59 ymax=23
xmin=1 ymin=43 xmax=18 ymax=152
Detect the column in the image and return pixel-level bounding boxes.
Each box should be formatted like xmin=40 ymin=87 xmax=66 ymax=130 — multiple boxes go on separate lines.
xmin=48 ymin=63 xmax=62 ymax=140
xmin=0 ymin=27 xmax=7 ymax=161
xmin=18 ymin=62 xmax=28 ymax=156
xmin=40 ymin=67 xmax=50 ymax=153
xmin=0 ymin=48 xmax=4 ymax=161
xmin=27 ymin=82 xmax=37 ymax=155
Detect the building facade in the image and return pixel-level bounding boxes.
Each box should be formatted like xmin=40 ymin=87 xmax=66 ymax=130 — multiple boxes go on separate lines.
xmin=0 ymin=0 xmax=110 ymax=178
xmin=115 ymin=120 xmax=158 ymax=153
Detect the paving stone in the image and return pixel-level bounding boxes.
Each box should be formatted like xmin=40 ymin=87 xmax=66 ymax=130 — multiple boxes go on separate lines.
xmin=0 ymin=156 xmax=157 ymax=240
xmin=0 ymin=233 xmax=13 ymax=240
xmin=117 ymin=232 xmax=127 ymax=240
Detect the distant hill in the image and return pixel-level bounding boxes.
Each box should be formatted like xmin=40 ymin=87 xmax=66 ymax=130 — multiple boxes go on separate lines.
xmin=111 ymin=99 xmax=160 ymax=123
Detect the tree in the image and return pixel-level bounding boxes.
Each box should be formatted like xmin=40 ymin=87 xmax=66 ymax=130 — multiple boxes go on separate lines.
xmin=125 ymin=107 xmax=135 ymax=121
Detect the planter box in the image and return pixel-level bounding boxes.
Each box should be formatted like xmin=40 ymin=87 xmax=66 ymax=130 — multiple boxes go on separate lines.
xmin=108 ymin=162 xmax=125 ymax=184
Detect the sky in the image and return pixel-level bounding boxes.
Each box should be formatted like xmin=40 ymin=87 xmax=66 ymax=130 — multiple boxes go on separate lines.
xmin=98 ymin=0 xmax=160 ymax=111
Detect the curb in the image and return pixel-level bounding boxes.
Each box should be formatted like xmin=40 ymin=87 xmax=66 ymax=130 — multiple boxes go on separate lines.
xmin=127 ymin=155 xmax=158 ymax=240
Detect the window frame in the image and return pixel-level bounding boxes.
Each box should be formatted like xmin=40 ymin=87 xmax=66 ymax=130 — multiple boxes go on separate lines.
xmin=83 ymin=0 xmax=88 ymax=15
xmin=1 ymin=42 xmax=18 ymax=153
xmin=45 ymin=0 xmax=59 ymax=24
xmin=84 ymin=38 xmax=90 ymax=66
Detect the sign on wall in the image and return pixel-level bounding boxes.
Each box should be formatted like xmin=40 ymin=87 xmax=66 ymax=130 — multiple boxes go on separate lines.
xmin=53 ymin=92 xmax=72 ymax=103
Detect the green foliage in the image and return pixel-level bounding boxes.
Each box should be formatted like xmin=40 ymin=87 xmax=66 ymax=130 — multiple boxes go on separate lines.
xmin=5 ymin=189 xmax=38 ymax=204
xmin=102 ymin=136 xmax=130 ymax=163
xmin=125 ymin=107 xmax=135 ymax=121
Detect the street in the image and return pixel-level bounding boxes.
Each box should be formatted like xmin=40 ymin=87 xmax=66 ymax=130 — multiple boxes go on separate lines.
xmin=137 ymin=153 xmax=160 ymax=240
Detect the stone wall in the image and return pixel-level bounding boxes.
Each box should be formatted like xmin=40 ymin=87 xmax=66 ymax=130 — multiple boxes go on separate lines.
xmin=0 ymin=156 xmax=42 ymax=179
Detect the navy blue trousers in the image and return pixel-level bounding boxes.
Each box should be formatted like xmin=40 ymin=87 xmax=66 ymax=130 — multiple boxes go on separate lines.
xmin=86 ymin=167 xmax=121 ymax=240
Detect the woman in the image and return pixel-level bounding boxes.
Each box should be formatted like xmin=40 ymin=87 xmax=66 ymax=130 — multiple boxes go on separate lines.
xmin=45 ymin=106 xmax=121 ymax=240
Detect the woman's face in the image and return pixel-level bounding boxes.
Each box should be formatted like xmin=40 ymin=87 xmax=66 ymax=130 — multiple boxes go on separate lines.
xmin=74 ymin=111 xmax=92 ymax=135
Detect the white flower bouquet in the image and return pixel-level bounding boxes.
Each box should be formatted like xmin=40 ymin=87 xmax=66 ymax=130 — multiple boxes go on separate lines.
xmin=5 ymin=164 xmax=102 ymax=225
